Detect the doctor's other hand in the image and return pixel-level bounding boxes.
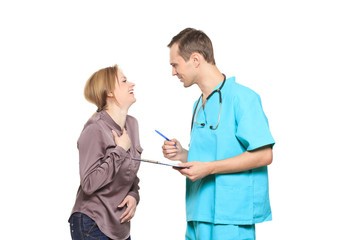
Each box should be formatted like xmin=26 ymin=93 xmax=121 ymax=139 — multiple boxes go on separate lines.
xmin=175 ymin=161 xmax=212 ymax=182
xmin=162 ymin=139 xmax=188 ymax=163
xmin=112 ymin=128 xmax=131 ymax=152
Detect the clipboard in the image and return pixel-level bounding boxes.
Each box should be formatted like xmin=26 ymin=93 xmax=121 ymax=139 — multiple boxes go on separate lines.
xmin=132 ymin=158 xmax=187 ymax=168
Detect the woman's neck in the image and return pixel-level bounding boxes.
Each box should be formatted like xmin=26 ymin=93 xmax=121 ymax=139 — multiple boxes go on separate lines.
xmin=106 ymin=106 xmax=128 ymax=129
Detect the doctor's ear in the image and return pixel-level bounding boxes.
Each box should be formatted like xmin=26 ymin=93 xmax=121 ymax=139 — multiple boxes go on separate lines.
xmin=191 ymin=53 xmax=201 ymax=67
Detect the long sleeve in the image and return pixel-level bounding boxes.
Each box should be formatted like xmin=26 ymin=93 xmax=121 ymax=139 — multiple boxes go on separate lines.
xmin=78 ymin=123 xmax=128 ymax=195
xmin=127 ymin=176 xmax=140 ymax=204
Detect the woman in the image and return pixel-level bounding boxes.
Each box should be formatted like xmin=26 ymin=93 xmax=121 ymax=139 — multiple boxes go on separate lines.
xmin=69 ymin=65 xmax=142 ymax=240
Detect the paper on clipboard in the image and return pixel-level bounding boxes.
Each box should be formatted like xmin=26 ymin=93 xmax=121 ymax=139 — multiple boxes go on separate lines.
xmin=131 ymin=158 xmax=187 ymax=168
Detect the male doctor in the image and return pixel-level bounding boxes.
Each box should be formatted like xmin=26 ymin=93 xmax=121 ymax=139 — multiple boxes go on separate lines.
xmin=162 ymin=28 xmax=275 ymax=240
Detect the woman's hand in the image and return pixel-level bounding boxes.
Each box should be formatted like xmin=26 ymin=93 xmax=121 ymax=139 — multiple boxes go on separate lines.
xmin=112 ymin=128 xmax=131 ymax=151
xmin=118 ymin=195 xmax=137 ymax=223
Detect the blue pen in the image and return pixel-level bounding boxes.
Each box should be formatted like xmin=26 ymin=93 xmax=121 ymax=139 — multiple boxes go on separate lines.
xmin=155 ymin=130 xmax=176 ymax=146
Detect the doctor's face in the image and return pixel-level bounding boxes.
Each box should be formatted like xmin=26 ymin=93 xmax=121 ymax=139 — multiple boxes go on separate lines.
xmin=169 ymin=43 xmax=196 ymax=88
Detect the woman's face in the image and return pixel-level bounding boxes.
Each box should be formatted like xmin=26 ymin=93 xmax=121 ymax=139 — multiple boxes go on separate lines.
xmin=112 ymin=71 xmax=136 ymax=108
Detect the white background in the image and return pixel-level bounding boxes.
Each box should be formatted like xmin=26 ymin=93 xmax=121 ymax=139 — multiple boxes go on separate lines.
xmin=1 ymin=0 xmax=359 ymax=239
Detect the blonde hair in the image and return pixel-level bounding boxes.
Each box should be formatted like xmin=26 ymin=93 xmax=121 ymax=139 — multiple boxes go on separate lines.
xmin=84 ymin=64 xmax=119 ymax=112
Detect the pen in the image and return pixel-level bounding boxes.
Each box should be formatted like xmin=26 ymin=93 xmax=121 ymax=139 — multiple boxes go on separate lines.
xmin=155 ymin=130 xmax=176 ymax=146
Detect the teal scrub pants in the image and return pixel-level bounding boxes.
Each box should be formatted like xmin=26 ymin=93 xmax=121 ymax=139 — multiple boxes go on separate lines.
xmin=186 ymin=221 xmax=255 ymax=240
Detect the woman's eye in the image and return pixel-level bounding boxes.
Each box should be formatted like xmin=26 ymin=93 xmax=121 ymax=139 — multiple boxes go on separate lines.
xmin=121 ymin=78 xmax=127 ymax=82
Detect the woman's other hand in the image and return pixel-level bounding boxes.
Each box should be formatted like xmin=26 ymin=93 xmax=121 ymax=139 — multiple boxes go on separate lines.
xmin=118 ymin=195 xmax=137 ymax=223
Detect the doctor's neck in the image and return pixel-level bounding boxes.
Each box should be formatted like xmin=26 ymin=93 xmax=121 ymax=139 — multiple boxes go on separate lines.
xmin=196 ymin=65 xmax=224 ymax=99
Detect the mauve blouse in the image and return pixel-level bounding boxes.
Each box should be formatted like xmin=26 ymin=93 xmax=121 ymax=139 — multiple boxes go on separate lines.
xmin=69 ymin=110 xmax=142 ymax=240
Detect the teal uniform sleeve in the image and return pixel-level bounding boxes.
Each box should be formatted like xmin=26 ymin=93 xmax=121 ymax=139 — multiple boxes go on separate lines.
xmin=235 ymin=93 xmax=275 ymax=151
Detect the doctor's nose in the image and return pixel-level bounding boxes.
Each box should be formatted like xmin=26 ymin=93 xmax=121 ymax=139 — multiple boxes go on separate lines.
xmin=172 ymin=67 xmax=177 ymax=76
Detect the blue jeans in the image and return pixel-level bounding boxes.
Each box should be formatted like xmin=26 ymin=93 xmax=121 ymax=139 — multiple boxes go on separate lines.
xmin=69 ymin=212 xmax=131 ymax=240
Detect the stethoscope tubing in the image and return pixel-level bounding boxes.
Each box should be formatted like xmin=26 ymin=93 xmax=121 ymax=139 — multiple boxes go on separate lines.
xmin=191 ymin=74 xmax=226 ymax=131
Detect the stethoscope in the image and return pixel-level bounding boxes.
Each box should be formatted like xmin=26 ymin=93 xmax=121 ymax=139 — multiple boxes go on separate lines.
xmin=191 ymin=74 xmax=226 ymax=131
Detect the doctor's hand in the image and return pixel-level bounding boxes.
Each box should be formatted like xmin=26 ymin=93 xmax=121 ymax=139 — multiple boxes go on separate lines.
xmin=112 ymin=128 xmax=131 ymax=152
xmin=162 ymin=139 xmax=188 ymax=163
xmin=175 ymin=161 xmax=213 ymax=182
xmin=118 ymin=195 xmax=137 ymax=223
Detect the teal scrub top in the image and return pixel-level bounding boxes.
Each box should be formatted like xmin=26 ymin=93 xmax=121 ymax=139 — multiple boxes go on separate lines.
xmin=186 ymin=77 xmax=275 ymax=225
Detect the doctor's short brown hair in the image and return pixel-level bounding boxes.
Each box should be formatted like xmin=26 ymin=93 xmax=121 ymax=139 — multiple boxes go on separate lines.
xmin=168 ymin=28 xmax=216 ymax=65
